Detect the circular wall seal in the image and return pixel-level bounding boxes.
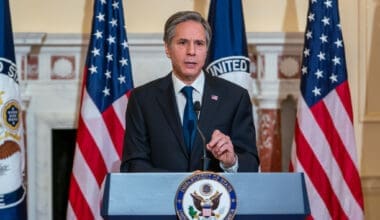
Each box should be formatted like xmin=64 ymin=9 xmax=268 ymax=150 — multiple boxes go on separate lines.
xmin=175 ymin=172 xmax=237 ymax=220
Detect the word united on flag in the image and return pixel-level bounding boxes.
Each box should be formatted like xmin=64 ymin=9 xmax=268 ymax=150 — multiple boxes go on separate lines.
xmin=206 ymin=0 xmax=253 ymax=96
xmin=290 ymin=0 xmax=364 ymax=219
xmin=67 ymin=0 xmax=133 ymax=219
xmin=0 ymin=0 xmax=27 ymax=219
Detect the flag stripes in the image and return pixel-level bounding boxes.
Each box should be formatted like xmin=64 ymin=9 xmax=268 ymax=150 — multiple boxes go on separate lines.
xmin=69 ymin=151 xmax=98 ymax=219
xmin=76 ymin=118 xmax=108 ymax=185
xmin=322 ymin=89 xmax=363 ymax=208
xmin=294 ymin=96 xmax=364 ymax=219
xmin=111 ymin=94 xmax=129 ymax=130
xmin=102 ymin=103 xmax=126 ymax=157
xmin=68 ymin=90 xmax=127 ymax=218
xmin=81 ymin=93 xmax=120 ymax=170
xmin=294 ymin=121 xmax=347 ymax=219
xmin=335 ymin=82 xmax=353 ymax=122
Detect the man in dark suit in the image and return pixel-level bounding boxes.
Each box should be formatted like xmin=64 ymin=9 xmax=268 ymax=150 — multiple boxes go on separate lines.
xmin=120 ymin=11 xmax=259 ymax=172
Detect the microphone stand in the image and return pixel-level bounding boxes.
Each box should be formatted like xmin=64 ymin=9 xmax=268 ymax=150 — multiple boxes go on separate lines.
xmin=194 ymin=101 xmax=210 ymax=171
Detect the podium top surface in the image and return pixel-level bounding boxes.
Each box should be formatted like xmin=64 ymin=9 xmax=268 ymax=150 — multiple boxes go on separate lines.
xmin=102 ymin=172 xmax=309 ymax=217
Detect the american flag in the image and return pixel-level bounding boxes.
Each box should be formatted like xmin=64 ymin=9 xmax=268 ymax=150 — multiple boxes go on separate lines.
xmin=67 ymin=0 xmax=133 ymax=219
xmin=290 ymin=0 xmax=364 ymax=219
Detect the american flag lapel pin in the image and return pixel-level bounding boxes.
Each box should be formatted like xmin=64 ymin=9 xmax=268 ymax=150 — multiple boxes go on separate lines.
xmin=211 ymin=95 xmax=218 ymax=101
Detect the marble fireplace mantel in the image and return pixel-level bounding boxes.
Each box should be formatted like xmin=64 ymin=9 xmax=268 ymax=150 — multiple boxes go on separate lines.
xmin=14 ymin=32 xmax=303 ymax=219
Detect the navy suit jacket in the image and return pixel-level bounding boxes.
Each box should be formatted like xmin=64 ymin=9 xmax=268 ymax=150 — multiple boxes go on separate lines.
xmin=120 ymin=73 xmax=259 ymax=172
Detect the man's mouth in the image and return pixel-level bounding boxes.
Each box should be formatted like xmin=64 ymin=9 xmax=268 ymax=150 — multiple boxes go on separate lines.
xmin=184 ymin=61 xmax=197 ymax=68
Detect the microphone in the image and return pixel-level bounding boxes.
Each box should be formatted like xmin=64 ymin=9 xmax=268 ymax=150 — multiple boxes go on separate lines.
xmin=193 ymin=101 xmax=210 ymax=171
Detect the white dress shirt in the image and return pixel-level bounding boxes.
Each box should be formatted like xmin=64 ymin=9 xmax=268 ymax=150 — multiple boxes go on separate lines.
xmin=172 ymin=72 xmax=204 ymax=124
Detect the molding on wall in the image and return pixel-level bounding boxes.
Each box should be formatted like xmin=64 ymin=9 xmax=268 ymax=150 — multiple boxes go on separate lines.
xmin=358 ymin=0 xmax=380 ymax=123
xmin=14 ymin=32 xmax=45 ymax=44
xmin=247 ymin=32 xmax=304 ymax=45
xmin=14 ymin=32 xmax=305 ymax=46
xmin=362 ymin=114 xmax=380 ymax=123
xmin=358 ymin=0 xmax=367 ymax=123
xmin=362 ymin=175 xmax=380 ymax=194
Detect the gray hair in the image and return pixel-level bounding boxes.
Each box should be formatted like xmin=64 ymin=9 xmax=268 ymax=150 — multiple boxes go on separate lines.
xmin=163 ymin=11 xmax=212 ymax=47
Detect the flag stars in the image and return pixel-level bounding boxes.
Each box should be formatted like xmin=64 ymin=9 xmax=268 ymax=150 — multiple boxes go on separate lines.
xmin=332 ymin=56 xmax=341 ymax=65
xmin=91 ymin=47 xmax=100 ymax=57
xmin=312 ymin=87 xmax=322 ymax=96
xmin=103 ymin=87 xmax=110 ymax=96
xmin=334 ymin=38 xmax=343 ymax=48
xmin=330 ymin=73 xmax=338 ymax=83
xmin=311 ymin=0 xmax=318 ymax=3
xmin=306 ymin=30 xmax=312 ymax=39
xmin=93 ymin=30 xmax=103 ymax=39
xmin=308 ymin=13 xmax=315 ymax=22
xmin=106 ymin=53 xmax=113 ymax=62
xmin=89 ymin=65 xmax=97 ymax=74
xmin=109 ymin=18 xmax=118 ymax=27
xmin=84 ymin=0 xmax=133 ymax=105
xmin=107 ymin=35 xmax=116 ymax=44
xmin=324 ymin=0 xmax=333 ymax=8
xmin=96 ymin=13 xmax=105 ymax=22
xmin=104 ymin=70 xmax=111 ymax=79
xmin=321 ymin=16 xmax=330 ymax=26
xmin=314 ymin=69 xmax=324 ymax=79
xmin=121 ymin=40 xmax=129 ymax=49
xmin=118 ymin=75 xmax=126 ymax=84
xmin=317 ymin=51 xmax=326 ymax=61
xmin=112 ymin=1 xmax=119 ymax=9
xmin=320 ymin=34 xmax=328 ymax=43
xmin=304 ymin=48 xmax=310 ymax=57
xmin=119 ymin=57 xmax=128 ymax=66
xmin=302 ymin=66 xmax=308 ymax=75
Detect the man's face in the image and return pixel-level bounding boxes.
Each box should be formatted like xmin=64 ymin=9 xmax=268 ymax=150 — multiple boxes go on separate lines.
xmin=165 ymin=20 xmax=208 ymax=84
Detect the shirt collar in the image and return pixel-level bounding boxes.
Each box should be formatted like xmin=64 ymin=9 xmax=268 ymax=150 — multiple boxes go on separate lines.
xmin=172 ymin=71 xmax=205 ymax=94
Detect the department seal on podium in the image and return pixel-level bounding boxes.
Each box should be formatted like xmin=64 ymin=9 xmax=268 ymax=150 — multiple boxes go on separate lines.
xmin=175 ymin=172 xmax=237 ymax=220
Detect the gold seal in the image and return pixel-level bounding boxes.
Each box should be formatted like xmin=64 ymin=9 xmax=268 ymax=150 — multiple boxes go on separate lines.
xmin=2 ymin=99 xmax=21 ymax=131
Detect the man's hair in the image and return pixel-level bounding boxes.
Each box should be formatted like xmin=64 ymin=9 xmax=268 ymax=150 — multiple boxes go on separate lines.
xmin=163 ymin=11 xmax=212 ymax=47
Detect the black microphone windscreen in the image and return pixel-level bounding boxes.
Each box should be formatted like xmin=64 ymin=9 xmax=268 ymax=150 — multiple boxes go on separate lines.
xmin=192 ymin=100 xmax=209 ymax=171
xmin=194 ymin=101 xmax=201 ymax=112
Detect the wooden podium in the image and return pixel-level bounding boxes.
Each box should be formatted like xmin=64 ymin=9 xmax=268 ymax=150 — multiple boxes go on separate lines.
xmin=101 ymin=172 xmax=310 ymax=220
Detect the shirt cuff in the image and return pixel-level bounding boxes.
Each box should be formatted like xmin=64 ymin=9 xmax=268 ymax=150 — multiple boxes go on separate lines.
xmin=219 ymin=154 xmax=239 ymax=173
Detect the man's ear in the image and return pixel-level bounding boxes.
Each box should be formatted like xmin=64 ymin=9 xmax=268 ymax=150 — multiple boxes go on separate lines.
xmin=164 ymin=43 xmax=170 ymax=58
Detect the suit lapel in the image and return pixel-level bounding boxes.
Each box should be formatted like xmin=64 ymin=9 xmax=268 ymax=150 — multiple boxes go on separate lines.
xmin=198 ymin=74 xmax=221 ymax=130
xmin=191 ymin=74 xmax=221 ymax=160
xmin=155 ymin=74 xmax=189 ymax=158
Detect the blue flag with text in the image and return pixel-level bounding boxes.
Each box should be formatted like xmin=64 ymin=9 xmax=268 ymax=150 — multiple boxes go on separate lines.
xmin=0 ymin=0 xmax=27 ymax=219
xmin=206 ymin=0 xmax=252 ymax=96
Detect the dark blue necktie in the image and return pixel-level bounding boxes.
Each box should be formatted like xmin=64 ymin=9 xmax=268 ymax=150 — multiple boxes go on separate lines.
xmin=181 ymin=86 xmax=197 ymax=152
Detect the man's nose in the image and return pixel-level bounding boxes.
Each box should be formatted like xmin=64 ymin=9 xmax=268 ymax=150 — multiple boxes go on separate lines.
xmin=187 ymin=42 xmax=195 ymax=55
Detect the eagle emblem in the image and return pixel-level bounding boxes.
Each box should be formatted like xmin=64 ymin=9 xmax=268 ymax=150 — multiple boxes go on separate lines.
xmin=191 ymin=190 xmax=222 ymax=218
xmin=175 ymin=172 xmax=237 ymax=220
